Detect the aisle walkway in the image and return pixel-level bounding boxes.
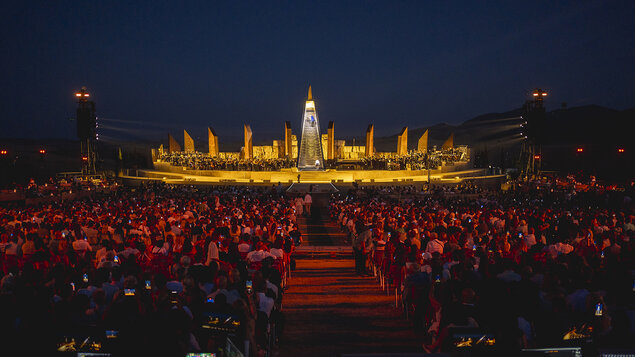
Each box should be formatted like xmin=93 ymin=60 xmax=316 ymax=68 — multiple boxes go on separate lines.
xmin=295 ymin=192 xmax=348 ymax=247
xmin=279 ymin=259 xmax=423 ymax=357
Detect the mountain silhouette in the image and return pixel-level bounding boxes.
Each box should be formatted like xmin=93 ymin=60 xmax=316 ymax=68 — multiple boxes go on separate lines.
xmin=374 ymin=105 xmax=632 ymax=152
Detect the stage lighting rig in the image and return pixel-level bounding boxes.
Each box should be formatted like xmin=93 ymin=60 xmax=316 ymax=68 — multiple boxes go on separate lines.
xmin=520 ymin=89 xmax=548 ymax=178
xmin=532 ymin=88 xmax=548 ymax=101
xmin=75 ymin=87 xmax=97 ymax=175
xmin=523 ymin=89 xmax=547 ymax=143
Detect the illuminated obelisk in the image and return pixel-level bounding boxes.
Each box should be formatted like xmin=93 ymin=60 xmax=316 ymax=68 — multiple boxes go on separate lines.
xmin=297 ymin=85 xmax=325 ymax=170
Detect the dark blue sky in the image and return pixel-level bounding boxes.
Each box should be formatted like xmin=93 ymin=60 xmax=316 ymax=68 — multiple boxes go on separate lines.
xmin=1 ymin=1 xmax=633 ymax=143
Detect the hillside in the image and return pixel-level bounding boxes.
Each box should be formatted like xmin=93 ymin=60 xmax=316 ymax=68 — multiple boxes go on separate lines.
xmin=373 ymin=105 xmax=633 ymax=152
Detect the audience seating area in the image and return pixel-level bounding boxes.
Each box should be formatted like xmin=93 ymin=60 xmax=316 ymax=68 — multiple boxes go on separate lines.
xmin=0 ymin=183 xmax=297 ymax=356
xmin=332 ymin=180 xmax=634 ymax=354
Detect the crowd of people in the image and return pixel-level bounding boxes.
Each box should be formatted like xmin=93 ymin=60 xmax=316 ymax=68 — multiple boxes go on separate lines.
xmin=349 ymin=182 xmax=486 ymax=199
xmin=332 ymin=181 xmax=634 ymax=353
xmin=0 ymin=183 xmax=299 ymax=356
xmin=159 ymin=152 xmax=295 ymax=171
xmin=0 ymin=176 xmax=116 ymax=198
xmin=359 ymin=148 xmax=469 ymax=171
xmin=2 ymin=171 xmax=633 ymax=355
xmin=158 ymin=147 xmax=468 ymax=172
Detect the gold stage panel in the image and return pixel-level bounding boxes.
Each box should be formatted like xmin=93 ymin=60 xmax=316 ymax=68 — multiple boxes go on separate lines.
xmin=130 ymin=160 xmax=495 ymax=185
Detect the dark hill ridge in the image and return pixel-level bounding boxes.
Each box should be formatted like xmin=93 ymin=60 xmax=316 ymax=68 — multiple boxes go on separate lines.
xmin=462 ymin=108 xmax=525 ymax=125
xmin=4 ymin=104 xmax=630 ymax=157
xmin=373 ymin=105 xmax=633 ymax=152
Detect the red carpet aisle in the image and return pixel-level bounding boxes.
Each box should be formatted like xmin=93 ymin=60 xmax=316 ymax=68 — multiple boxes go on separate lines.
xmin=278 ymin=259 xmax=422 ymax=357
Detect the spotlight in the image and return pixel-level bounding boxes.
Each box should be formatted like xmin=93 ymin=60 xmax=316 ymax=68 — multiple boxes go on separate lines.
xmin=576 ymin=148 xmax=584 ymax=153
xmin=0 ymin=150 xmax=7 ymax=155
xmin=75 ymin=87 xmax=90 ymax=102
xmin=618 ymin=148 xmax=625 ymax=153
xmin=534 ymin=154 xmax=541 ymax=160
xmin=82 ymin=155 xmax=89 ymax=162
xmin=39 ymin=149 xmax=46 ymax=154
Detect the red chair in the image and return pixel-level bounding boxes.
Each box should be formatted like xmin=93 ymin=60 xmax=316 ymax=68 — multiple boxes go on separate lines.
xmin=272 ymin=259 xmax=285 ymax=276
xmin=249 ymin=261 xmax=263 ymax=272
xmin=151 ymin=254 xmax=171 ymax=276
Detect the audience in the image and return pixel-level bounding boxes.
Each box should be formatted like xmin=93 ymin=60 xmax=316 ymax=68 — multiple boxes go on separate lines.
xmin=332 ymin=179 xmax=635 ymax=353
xmin=0 ymin=182 xmax=295 ymax=356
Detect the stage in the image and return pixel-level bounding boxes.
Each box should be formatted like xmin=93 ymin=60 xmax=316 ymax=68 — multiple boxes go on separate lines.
xmin=120 ymin=161 xmax=506 ymax=187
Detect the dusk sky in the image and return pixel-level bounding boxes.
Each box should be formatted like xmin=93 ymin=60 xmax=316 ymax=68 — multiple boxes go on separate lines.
xmin=1 ymin=1 xmax=633 ymax=143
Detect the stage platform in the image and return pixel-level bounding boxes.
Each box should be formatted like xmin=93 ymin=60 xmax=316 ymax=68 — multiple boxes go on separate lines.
xmin=120 ymin=162 xmax=505 ymax=187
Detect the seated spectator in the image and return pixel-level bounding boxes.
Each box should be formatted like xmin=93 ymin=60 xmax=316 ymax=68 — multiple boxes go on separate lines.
xmin=247 ymin=242 xmax=276 ymax=263
xmin=425 ymin=233 xmax=444 ymax=255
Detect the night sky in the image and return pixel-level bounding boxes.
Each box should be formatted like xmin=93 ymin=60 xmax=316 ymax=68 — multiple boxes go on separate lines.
xmin=1 ymin=1 xmax=633 ymax=143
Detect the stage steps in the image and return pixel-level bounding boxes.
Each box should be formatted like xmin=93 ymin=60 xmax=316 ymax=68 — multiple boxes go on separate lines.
xmin=294 ymin=245 xmax=352 ymax=259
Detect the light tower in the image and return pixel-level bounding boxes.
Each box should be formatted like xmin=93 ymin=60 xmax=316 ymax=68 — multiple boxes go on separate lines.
xmin=520 ymin=88 xmax=548 ymax=178
xmin=75 ymin=87 xmax=97 ymax=175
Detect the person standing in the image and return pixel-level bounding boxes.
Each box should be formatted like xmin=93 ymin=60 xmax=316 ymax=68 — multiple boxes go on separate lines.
xmin=353 ymin=223 xmax=372 ymax=275
xmin=294 ymin=195 xmax=304 ymax=217
xmin=304 ymin=192 xmax=312 ymax=217
xmin=205 ymin=236 xmax=219 ymax=266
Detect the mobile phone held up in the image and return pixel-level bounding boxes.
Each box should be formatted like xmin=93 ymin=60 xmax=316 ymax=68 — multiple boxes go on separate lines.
xmin=595 ymin=303 xmax=603 ymax=317
xmin=246 ymin=280 xmax=253 ymax=294
xmin=170 ymin=291 xmax=179 ymax=304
